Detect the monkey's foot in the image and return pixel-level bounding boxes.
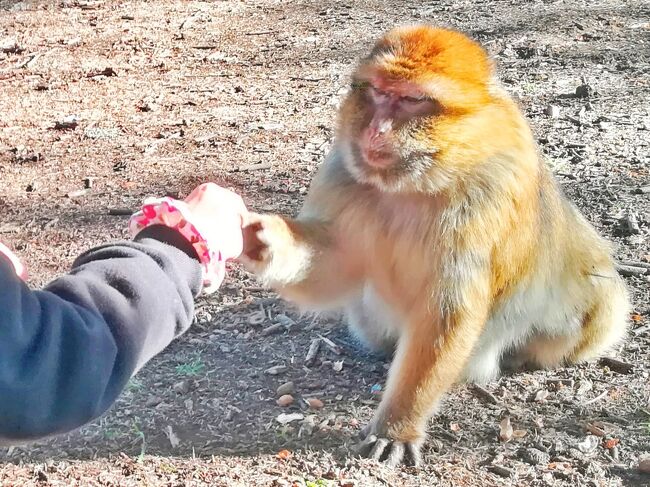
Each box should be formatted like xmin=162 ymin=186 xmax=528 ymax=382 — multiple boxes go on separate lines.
xmin=355 ymin=422 xmax=423 ymax=467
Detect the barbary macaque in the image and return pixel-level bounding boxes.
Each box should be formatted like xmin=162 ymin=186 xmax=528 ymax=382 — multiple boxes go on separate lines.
xmin=240 ymin=25 xmax=630 ymax=466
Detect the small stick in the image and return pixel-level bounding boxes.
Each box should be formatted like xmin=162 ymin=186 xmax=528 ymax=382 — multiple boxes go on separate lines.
xmin=261 ymin=323 xmax=283 ymax=337
xmin=305 ymin=338 xmax=321 ymax=366
xmin=231 ymin=163 xmax=272 ymax=172
xmin=318 ymin=334 xmax=342 ymax=354
xmin=616 ymin=264 xmax=648 ymax=277
xmin=108 ymin=208 xmax=134 ymax=216
xmin=581 ymin=390 xmax=609 ymax=407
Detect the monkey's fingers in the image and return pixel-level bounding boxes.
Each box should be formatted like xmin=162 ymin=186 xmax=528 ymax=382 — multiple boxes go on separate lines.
xmin=384 ymin=441 xmax=406 ymax=467
xmin=354 ymin=434 xmax=378 ymax=457
xmin=368 ymin=438 xmax=391 ymax=461
xmin=406 ymin=442 xmax=422 ymax=467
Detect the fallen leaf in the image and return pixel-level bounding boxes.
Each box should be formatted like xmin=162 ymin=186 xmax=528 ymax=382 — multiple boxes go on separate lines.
xmin=499 ymin=417 xmax=513 ymax=442
xmin=631 ymin=313 xmax=642 ymax=322
xmin=639 ymin=457 xmax=650 ymax=473
xmin=603 ymin=438 xmax=620 ymax=449
xmin=450 ymin=422 xmax=461 ymax=432
xmin=513 ymin=429 xmax=528 ymax=439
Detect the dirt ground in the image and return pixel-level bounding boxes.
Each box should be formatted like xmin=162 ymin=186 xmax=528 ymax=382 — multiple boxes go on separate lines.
xmin=1 ymin=0 xmax=649 ymax=485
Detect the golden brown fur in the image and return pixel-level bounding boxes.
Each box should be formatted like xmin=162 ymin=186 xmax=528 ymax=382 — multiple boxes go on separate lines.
xmin=239 ymin=25 xmax=630 ymax=466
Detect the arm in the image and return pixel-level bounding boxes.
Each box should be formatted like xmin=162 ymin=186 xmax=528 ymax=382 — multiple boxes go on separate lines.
xmin=0 ymin=225 xmax=202 ymax=442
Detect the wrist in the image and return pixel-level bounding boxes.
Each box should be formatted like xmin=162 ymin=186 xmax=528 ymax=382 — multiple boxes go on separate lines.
xmin=128 ymin=197 xmax=225 ymax=293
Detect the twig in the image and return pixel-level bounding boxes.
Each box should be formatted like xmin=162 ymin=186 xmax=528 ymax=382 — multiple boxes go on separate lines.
xmin=108 ymin=208 xmax=134 ymax=216
xmin=15 ymin=52 xmax=42 ymax=69
xmin=581 ymin=390 xmax=609 ymax=407
xmin=245 ymin=31 xmax=277 ymax=36
xmin=0 ymin=225 xmax=20 ymax=234
xmin=290 ymin=76 xmax=327 ymax=82
xmin=261 ymin=323 xmax=284 ymax=337
xmin=632 ymin=324 xmax=650 ymax=335
xmin=230 ymin=163 xmax=272 ymax=172
xmin=318 ymin=334 xmax=342 ymax=355
xmin=619 ymin=260 xmax=650 ymax=270
xmin=616 ymin=264 xmax=649 ymax=277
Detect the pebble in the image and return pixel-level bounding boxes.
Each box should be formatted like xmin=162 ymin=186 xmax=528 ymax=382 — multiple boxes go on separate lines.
xmin=265 ymin=365 xmax=287 ymax=375
xmin=277 ymin=394 xmax=294 ymax=407
xmin=546 ymin=105 xmax=561 ymax=118
xmin=173 ymin=380 xmax=190 ymax=394
xmin=276 ymin=381 xmax=295 ymax=397
xmin=145 ymin=396 xmax=163 ymax=407
xmin=306 ymin=397 xmax=324 ymax=410
xmin=575 ymin=84 xmax=593 ymax=98
xmin=577 ymin=435 xmax=599 ymax=454
xmin=638 ymin=457 xmax=650 ymax=473
xmin=520 ymin=447 xmax=551 ymax=465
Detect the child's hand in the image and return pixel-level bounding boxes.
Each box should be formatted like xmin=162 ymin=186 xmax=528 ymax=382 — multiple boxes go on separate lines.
xmin=0 ymin=241 xmax=28 ymax=281
xmin=183 ymin=183 xmax=248 ymax=260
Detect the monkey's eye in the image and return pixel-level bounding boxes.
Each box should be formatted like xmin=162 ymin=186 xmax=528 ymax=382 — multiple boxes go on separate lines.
xmin=400 ymin=94 xmax=429 ymax=104
xmin=351 ymin=80 xmax=370 ymax=91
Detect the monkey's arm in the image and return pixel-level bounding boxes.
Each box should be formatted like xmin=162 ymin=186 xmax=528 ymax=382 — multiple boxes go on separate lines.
xmin=359 ymin=267 xmax=490 ymax=465
xmin=241 ymin=214 xmax=364 ymax=307
xmin=0 ymin=226 xmax=202 ymax=442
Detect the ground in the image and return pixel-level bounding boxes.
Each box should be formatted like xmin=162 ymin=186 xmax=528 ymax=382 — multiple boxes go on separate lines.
xmin=0 ymin=0 xmax=649 ymax=485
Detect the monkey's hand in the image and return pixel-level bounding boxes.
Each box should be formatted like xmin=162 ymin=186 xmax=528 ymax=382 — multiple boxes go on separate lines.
xmin=239 ymin=213 xmax=309 ymax=286
xmin=355 ymin=414 xmax=425 ymax=467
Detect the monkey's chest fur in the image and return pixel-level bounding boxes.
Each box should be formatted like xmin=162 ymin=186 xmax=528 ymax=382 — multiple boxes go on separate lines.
xmin=338 ymin=187 xmax=626 ymax=384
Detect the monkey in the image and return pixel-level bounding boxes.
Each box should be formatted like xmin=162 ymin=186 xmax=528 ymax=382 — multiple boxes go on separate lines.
xmin=239 ymin=25 xmax=630 ymax=466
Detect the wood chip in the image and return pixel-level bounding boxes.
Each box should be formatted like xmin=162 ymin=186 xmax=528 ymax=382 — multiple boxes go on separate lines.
xmin=470 ymin=384 xmax=499 ymax=404
xmin=305 ymin=338 xmax=321 ymax=366
xmin=599 ymin=357 xmax=634 ymax=374
xmin=488 ymin=465 xmax=513 ymax=478
xmin=261 ymin=323 xmax=284 ymax=336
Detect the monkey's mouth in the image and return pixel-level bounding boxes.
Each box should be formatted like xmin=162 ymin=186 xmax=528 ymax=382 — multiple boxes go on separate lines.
xmin=363 ymin=149 xmax=399 ymax=169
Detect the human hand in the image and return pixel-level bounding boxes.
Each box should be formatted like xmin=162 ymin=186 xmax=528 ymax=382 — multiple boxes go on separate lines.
xmin=0 ymin=241 xmax=28 ymax=281
xmin=183 ymin=182 xmax=248 ymax=260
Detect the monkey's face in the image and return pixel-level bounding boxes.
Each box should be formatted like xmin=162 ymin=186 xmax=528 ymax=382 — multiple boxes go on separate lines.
xmin=339 ymin=77 xmax=443 ymax=192
xmin=337 ymin=25 xmax=496 ymax=194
